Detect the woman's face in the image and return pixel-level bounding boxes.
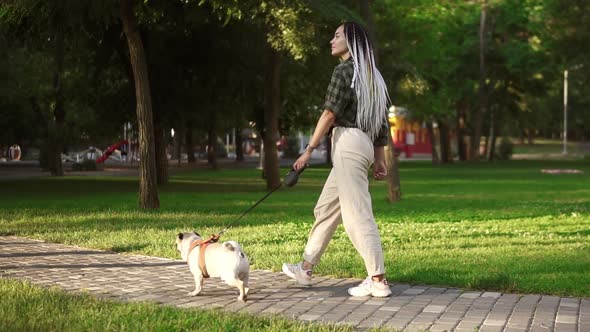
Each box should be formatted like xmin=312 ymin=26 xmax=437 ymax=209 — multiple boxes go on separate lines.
xmin=330 ymin=25 xmax=349 ymax=59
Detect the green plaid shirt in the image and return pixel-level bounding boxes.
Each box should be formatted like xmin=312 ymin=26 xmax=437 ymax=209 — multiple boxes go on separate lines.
xmin=323 ymin=58 xmax=389 ymax=147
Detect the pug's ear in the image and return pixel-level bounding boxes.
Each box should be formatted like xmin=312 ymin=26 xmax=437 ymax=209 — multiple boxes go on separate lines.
xmin=193 ymin=231 xmax=201 ymax=237
xmin=177 ymin=233 xmax=184 ymax=240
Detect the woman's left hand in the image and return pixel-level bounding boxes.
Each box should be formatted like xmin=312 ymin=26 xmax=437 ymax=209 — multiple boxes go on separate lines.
xmin=293 ymin=151 xmax=311 ymax=171
xmin=373 ymin=159 xmax=387 ymax=180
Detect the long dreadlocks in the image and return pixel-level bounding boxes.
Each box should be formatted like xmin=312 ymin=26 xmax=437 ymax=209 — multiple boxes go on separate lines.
xmin=343 ymin=22 xmax=391 ymax=141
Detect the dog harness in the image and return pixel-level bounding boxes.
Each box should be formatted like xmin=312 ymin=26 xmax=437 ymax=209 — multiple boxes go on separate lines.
xmin=188 ymin=235 xmax=219 ymax=278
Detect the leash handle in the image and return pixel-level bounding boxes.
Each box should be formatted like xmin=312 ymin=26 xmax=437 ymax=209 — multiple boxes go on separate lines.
xmin=283 ymin=164 xmax=309 ymax=188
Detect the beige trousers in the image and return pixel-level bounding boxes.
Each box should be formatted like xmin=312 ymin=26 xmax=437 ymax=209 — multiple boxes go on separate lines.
xmin=303 ymin=127 xmax=386 ymax=276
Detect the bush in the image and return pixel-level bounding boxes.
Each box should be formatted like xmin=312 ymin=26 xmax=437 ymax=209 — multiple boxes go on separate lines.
xmin=72 ymin=160 xmax=102 ymax=171
xmin=497 ymin=137 xmax=514 ymax=160
xmin=38 ymin=143 xmax=50 ymax=170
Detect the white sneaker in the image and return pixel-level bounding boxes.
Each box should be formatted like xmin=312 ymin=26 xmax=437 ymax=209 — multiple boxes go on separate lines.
xmin=282 ymin=262 xmax=313 ymax=286
xmin=348 ymin=277 xmax=392 ymax=297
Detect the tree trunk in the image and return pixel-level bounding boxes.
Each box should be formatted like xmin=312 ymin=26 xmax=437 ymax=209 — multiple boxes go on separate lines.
xmin=456 ymin=100 xmax=468 ymax=161
xmin=49 ymin=7 xmax=65 ymax=176
xmin=385 ymin=139 xmax=401 ymax=202
xmin=426 ymin=121 xmax=440 ymax=164
xmin=527 ymin=128 xmax=534 ymax=144
xmin=207 ymin=121 xmax=218 ymax=169
xmin=185 ymin=127 xmax=195 ymax=163
xmin=235 ymin=128 xmax=244 ymax=161
xmin=489 ymin=124 xmax=500 ymax=162
xmin=263 ymin=48 xmax=281 ymax=190
xmin=518 ymin=121 xmax=525 ymax=144
xmin=470 ymin=1 xmax=488 ymax=161
xmin=439 ymin=120 xmax=452 ymax=163
xmin=154 ymin=125 xmax=168 ymax=185
xmin=120 ymin=0 xmax=159 ymax=209
xmin=359 ymin=0 xmax=401 ymax=202
xmin=488 ymin=137 xmax=496 ymax=161
xmin=486 ymin=109 xmax=495 ymax=160
xmin=260 ymin=141 xmax=266 ymax=179
xmin=358 ymin=0 xmax=378 ymax=64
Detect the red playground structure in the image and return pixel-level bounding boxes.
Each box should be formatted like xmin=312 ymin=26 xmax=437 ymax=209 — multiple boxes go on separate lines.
xmin=96 ymin=140 xmax=128 ymax=164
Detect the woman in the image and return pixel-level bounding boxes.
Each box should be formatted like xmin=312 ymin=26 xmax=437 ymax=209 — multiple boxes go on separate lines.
xmin=282 ymin=22 xmax=391 ymax=297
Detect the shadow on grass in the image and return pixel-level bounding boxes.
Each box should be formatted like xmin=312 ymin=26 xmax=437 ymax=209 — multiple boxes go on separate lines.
xmin=110 ymin=243 xmax=150 ymax=253
xmin=399 ymin=268 xmax=518 ymax=293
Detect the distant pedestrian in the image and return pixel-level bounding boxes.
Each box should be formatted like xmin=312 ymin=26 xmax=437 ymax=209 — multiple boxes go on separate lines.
xmin=8 ymin=144 xmax=21 ymax=161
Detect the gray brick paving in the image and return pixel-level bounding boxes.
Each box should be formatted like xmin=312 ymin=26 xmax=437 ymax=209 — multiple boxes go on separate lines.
xmin=1 ymin=236 xmax=588 ymax=331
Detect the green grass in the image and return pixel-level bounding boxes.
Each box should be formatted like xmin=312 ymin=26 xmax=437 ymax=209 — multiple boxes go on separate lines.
xmin=1 ymin=160 xmax=590 ymax=299
xmin=0 ymin=278 xmax=354 ymax=332
xmin=512 ymin=138 xmax=587 ymax=155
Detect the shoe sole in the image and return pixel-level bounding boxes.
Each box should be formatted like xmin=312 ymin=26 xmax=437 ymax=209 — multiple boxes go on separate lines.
xmin=348 ymin=291 xmax=371 ymax=297
xmin=348 ymin=288 xmax=392 ymax=297
xmin=348 ymin=292 xmax=392 ymax=297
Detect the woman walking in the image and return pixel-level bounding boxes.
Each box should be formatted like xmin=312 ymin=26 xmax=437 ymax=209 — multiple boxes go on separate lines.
xmin=282 ymin=22 xmax=392 ymax=297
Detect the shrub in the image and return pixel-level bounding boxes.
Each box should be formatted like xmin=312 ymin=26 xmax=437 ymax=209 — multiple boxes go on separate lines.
xmin=497 ymin=137 xmax=514 ymax=160
xmin=72 ymin=160 xmax=102 ymax=171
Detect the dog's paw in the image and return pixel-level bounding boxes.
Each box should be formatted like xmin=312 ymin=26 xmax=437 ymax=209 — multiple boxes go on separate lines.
xmin=188 ymin=290 xmax=201 ymax=296
xmin=238 ymin=295 xmax=247 ymax=302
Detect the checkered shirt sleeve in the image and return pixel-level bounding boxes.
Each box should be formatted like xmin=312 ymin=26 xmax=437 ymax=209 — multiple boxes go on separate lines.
xmin=323 ymin=65 xmax=351 ymax=117
xmin=373 ymin=118 xmax=390 ymax=147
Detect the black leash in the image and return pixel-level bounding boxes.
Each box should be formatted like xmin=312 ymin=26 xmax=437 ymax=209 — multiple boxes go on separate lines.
xmin=215 ymin=183 xmax=283 ymax=237
xmin=214 ymin=166 xmax=307 ymax=238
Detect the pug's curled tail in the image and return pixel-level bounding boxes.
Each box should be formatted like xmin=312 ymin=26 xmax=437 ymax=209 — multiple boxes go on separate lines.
xmin=224 ymin=242 xmax=236 ymax=251
xmin=223 ymin=241 xmax=247 ymax=260
xmin=223 ymin=241 xmax=244 ymax=252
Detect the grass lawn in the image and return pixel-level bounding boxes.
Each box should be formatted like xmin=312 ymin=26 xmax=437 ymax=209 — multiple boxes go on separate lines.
xmin=1 ymin=159 xmax=589 ymax=299
xmin=0 ymin=278 xmax=353 ymax=332
xmin=512 ymin=138 xmax=588 ymax=156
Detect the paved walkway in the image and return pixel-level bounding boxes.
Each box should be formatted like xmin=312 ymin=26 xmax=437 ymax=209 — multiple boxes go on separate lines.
xmin=0 ymin=236 xmax=587 ymax=332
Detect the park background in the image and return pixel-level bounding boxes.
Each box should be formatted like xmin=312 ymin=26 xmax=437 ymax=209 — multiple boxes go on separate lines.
xmin=1 ymin=0 xmax=589 ymax=331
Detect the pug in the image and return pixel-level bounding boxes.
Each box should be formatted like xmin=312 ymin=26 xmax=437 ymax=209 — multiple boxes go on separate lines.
xmin=176 ymin=232 xmax=250 ymax=301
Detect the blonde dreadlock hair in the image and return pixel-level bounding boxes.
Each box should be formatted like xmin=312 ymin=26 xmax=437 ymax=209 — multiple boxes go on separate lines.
xmin=343 ymin=22 xmax=390 ymax=141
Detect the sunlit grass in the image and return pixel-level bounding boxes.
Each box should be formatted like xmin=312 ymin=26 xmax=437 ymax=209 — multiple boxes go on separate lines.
xmin=1 ymin=160 xmax=589 ymax=297
xmin=0 ymin=279 xmax=354 ymax=332
xmin=512 ymin=138 xmax=586 ymax=155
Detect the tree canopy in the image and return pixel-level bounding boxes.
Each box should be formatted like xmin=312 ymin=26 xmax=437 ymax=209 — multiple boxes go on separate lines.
xmin=1 ymin=0 xmax=588 ymax=204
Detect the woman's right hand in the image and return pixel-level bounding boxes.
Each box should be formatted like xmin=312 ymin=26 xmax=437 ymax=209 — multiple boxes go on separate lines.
xmin=293 ymin=151 xmax=311 ymax=171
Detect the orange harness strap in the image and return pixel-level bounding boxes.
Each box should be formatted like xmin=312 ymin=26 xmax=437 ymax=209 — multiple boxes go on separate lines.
xmin=188 ymin=235 xmax=220 ymax=279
